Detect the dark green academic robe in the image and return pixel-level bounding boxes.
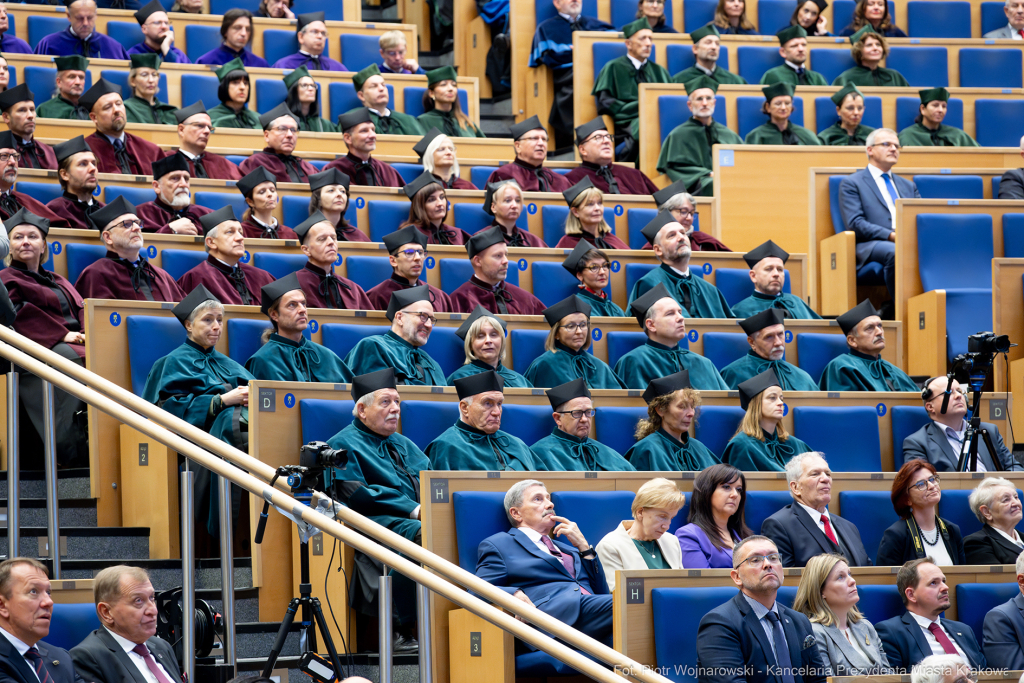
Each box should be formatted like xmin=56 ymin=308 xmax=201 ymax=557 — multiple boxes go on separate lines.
xmin=819 ymin=349 xmax=917 ymax=392
xmin=446 ymin=358 xmax=532 ymax=387
xmin=614 ymin=339 xmax=729 ymax=390
xmin=426 ymin=420 xmax=542 ymax=471
xmin=672 ymin=65 xmax=748 ymax=85
xmin=296 ymin=112 xmax=336 ymax=133
xmin=818 ymin=123 xmax=874 ymax=145
xmin=719 ymin=350 xmax=819 ymax=391
xmin=592 ymin=55 xmax=672 ymax=137
xmin=731 ymin=291 xmax=822 ymax=319
xmin=530 ymin=428 xmax=636 ymax=472
xmin=524 ymin=342 xmax=626 ymax=390
xmin=656 ymin=117 xmax=744 ymax=197
xmin=417 ymin=108 xmax=486 ymax=138
xmin=245 ymin=334 xmax=352 ymax=383
xmin=897 ymin=122 xmax=979 ymax=147
xmin=124 ymin=96 xmax=178 ymax=125
xmin=208 ymin=103 xmax=262 ymax=129
xmin=574 ymin=290 xmax=626 ymax=317
xmin=744 ymin=121 xmax=822 ymax=145
xmin=832 ymin=66 xmax=909 ymax=88
xmin=759 ymin=65 xmax=828 ymax=86
xmin=37 ymin=96 xmax=89 ymax=120
xmin=722 ymin=430 xmax=811 ymax=472
xmin=629 ymin=263 xmax=735 ymax=318
xmin=345 ymin=330 xmax=447 ymax=386
xmin=362 ymin=108 xmax=424 ymax=136
xmin=626 ymin=428 xmax=721 ymax=471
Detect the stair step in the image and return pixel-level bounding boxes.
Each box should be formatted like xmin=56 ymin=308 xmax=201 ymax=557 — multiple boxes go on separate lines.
xmin=235 ymin=621 xmax=304 ymax=661
xmin=53 ymin=557 xmax=254 ymax=591
xmin=0 ymin=469 xmax=92 ymax=500
xmin=0 ymin=526 xmax=149 ymax=561
xmin=0 ymin=497 xmax=98 ymax=528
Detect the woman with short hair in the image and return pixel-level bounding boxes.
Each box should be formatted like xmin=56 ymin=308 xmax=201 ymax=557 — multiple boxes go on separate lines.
xmin=832 ymin=27 xmax=909 ymax=87
xmin=123 ymin=53 xmax=176 ymax=125
xmin=524 ymin=295 xmax=625 ymax=389
xmin=446 ymin=306 xmax=532 ymax=387
xmin=555 ymin=178 xmax=630 ymax=250
xmin=876 ymin=460 xmax=966 ymax=566
xmin=818 ymin=84 xmax=875 ymax=145
xmin=963 ymin=476 xmax=1024 ymax=564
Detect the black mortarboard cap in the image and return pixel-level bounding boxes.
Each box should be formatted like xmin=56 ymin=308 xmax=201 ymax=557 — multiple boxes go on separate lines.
xmin=454 ymin=370 xmax=504 ymax=400
xmin=3 ymin=208 xmax=49 ymax=237
xmin=386 ymin=284 xmax=431 ymax=321
xmin=296 ymin=11 xmax=326 ymax=31
xmin=640 ymin=209 xmax=679 ymax=245
xmin=482 ymin=180 xmax=520 ymax=217
xmin=575 ymin=117 xmax=607 ymax=147
xmin=776 ymin=24 xmax=807 ymax=45
xmin=689 ymin=23 xmax=720 ymax=43
xmin=809 ymin=0 xmax=829 ymax=11
xmin=174 ymin=101 xmax=207 ymax=124
xmin=652 ymin=178 xmax=689 ymax=207
xmin=54 ymin=55 xmax=89 ymax=73
xmin=0 ymin=83 xmax=33 ymax=112
xmin=738 ymin=368 xmax=781 ymax=410
xmin=642 ymin=370 xmax=691 ymax=404
xmin=738 ymin=308 xmax=786 ymax=336
xmin=337 ymin=107 xmax=372 ymax=132
xmin=350 ymin=368 xmax=397 ymax=400
xmin=134 ymin=0 xmax=165 ymax=24
xmin=0 ymin=131 xmax=15 ymax=151
xmin=79 ymin=78 xmax=121 ymax=112
xmin=52 ymin=135 xmax=90 ymax=163
xmin=743 ymin=239 xmax=790 ymax=267
xmin=173 ymin=284 xmax=219 ymax=325
xmin=403 ymin=170 xmax=441 ymax=199
xmin=629 ymin=282 xmax=675 ymax=328
xmin=259 ymin=102 xmax=298 ymax=130
xmin=455 ymin=305 xmax=507 ymax=341
xmin=309 ymin=168 xmax=350 ymax=192
xmin=561 ymin=238 xmax=597 ymax=275
xmin=199 ymin=205 xmax=236 ymax=233
xmin=260 ymin=271 xmax=302 ymax=315
xmin=151 ymin=153 xmax=189 ymax=180
xmin=562 ymin=176 xmax=596 ymax=207
xmin=89 ymin=195 xmax=136 ymax=231
xmin=466 ymin=225 xmax=504 ymax=260
xmin=237 ymin=167 xmax=277 ymax=198
xmin=426 ymin=65 xmax=457 ymax=87
xmin=510 ymin=115 xmax=544 ymax=141
xmin=545 ymin=377 xmax=590 ymax=409
xmin=542 ymin=295 xmax=591 ymax=327
xmin=293 ymin=210 xmax=331 ymax=241
xmin=412 ymin=127 xmax=443 ymax=160
xmin=382 ymin=225 xmax=427 ymax=254
xmin=129 ymin=52 xmax=162 ymax=71
xmin=762 ymin=81 xmax=795 ymax=103
xmin=836 ymin=298 xmax=878 ymax=335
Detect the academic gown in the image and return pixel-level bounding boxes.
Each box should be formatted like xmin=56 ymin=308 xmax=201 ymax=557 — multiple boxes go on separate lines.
xmin=426 ymin=419 xmax=542 ymax=471
xmin=239 ymin=149 xmax=319 ymax=184
xmin=731 ymin=290 xmax=822 ymax=319
xmin=897 ymin=122 xmax=979 ymax=147
xmin=435 ymin=173 xmax=478 ymax=191
xmin=490 ymin=221 xmax=547 ymax=248
xmin=592 ymin=55 xmax=672 ymax=138
xmin=179 ymin=151 xmax=243 ymax=181
xmin=818 ymin=123 xmax=875 ymax=145
xmin=74 ymin=251 xmax=185 ymax=302
xmin=0 ymin=32 xmax=32 ymax=54
xmin=344 ymin=330 xmax=447 ymax=385
xmin=240 ymin=217 xmax=298 ymax=240
xmin=208 ymin=103 xmax=261 ymax=130
xmin=0 ymin=190 xmax=70 ymax=228
xmin=367 ymin=274 xmax=453 ymax=313
xmin=446 ymin=358 xmax=532 ymax=387
xmin=530 ymin=427 xmax=635 ymax=472
xmin=196 ymin=45 xmax=269 ymax=68
xmin=759 ymin=64 xmax=829 ymax=86
xmin=84 ymin=132 xmax=165 ymax=176
xmin=0 ymin=261 xmax=85 ymax=357
xmin=555 ymin=231 xmax=630 ymax=250
xmin=832 ymin=65 xmax=909 ymax=87
xmin=719 ymin=350 xmax=819 ymax=391
xmin=575 ymin=288 xmax=626 ymax=317
xmin=176 ymin=255 xmax=277 ymax=307
xmin=671 ymin=65 xmax=748 ymax=85
xmin=412 ymin=222 xmax=470 ymax=246
xmin=656 ymin=117 xmax=744 ymax=197
xmin=295 ymin=111 xmax=336 ymax=133
xmin=614 ymin=338 xmax=729 ymax=390
xmin=417 ymin=109 xmax=486 ymax=138
xmin=486 ymin=158 xmax=572 ymax=193
xmin=450 ymin=275 xmax=546 ymax=315
xmin=295 ymin=262 xmax=374 ymax=310
xmin=136 ymin=198 xmax=213 ymax=234
xmin=819 ymin=349 xmax=918 ymax=391
xmin=364 ymin=108 xmax=424 ymax=136
xmin=245 ymin=333 xmax=352 ymax=382
xmin=625 ymin=428 xmax=721 ymax=471
xmin=524 ymin=342 xmax=626 ymax=390
xmin=271 ymin=52 xmax=347 ymax=71
xmin=564 ymin=162 xmax=659 ymax=195
xmin=36 ymin=96 xmax=90 ymax=121
xmin=629 ymin=263 xmax=735 ymax=318
xmin=722 ymin=430 xmax=812 ymax=471
xmin=46 ymin=194 xmax=103 ymax=231
xmin=127 ymin=41 xmax=191 ymax=63
xmin=744 ymin=121 xmax=822 ymax=145
xmin=124 ymin=95 xmax=178 ymax=126
xmin=34 ymin=28 xmax=129 ymax=59
xmin=333 ymin=221 xmax=372 ymax=243
xmin=641 ymin=232 xmax=731 ymax=252
xmin=324 ymin=153 xmax=405 ymax=188
xmin=16 ymin=138 xmax=57 ymax=171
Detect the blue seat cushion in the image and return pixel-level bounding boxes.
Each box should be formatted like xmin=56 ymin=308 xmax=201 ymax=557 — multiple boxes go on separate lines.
xmin=795 ymin=333 xmax=849 ymax=384
xmin=66 ymin=243 xmax=107 ymax=285
xmin=793 ymin=406 xmax=881 ymax=472
xmin=160 ymin=249 xmax=208 ymax=280
xmin=321 ymin=323 xmax=390 ymax=361
xmin=300 ymin=398 xmax=354 ymax=444
xmin=694 ymin=405 xmax=746 ymax=459
xmin=453 ymin=490 xmax=509 ymax=570
xmin=47 ymin=603 xmax=101 ymax=651
xmin=401 ymin=400 xmax=460 ymax=450
xmin=838 ymin=491 xmax=898 ymax=564
xmin=251 ymin=252 xmax=308 ymax=280
xmin=127 ymin=316 xmax=187 ymax=396
xmin=594 ymin=405 xmax=646 ymax=455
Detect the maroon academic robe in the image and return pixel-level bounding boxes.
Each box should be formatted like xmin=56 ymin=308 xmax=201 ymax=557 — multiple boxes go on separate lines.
xmin=295 ymin=262 xmax=373 ymax=309
xmin=240 ymin=217 xmax=298 ymax=240
xmin=413 ymin=222 xmax=470 ymax=247
xmin=0 ymin=190 xmax=70 ymax=228
xmin=85 ymin=132 xmax=165 ymax=176
xmin=177 ymin=150 xmax=243 ymax=181
xmin=334 ymin=222 xmax=372 ymax=243
xmin=136 ymin=198 xmax=213 ymax=234
xmin=176 ymin=255 xmax=276 ymax=306
xmin=324 ymin=153 xmax=405 ymax=188
xmin=491 ymin=220 xmax=547 ymax=248
xmin=434 ymin=174 xmax=478 ymax=190
xmin=639 ymin=232 xmax=731 ymax=252
xmin=74 ymin=252 xmax=185 ymax=302
xmin=0 ymin=261 xmax=85 ymax=358
xmin=450 ymin=275 xmax=545 ymax=315
xmin=564 ymin=162 xmax=659 ymax=195
xmin=366 ymin=274 xmax=453 ymax=313
xmin=239 ymin=149 xmax=319 ymax=184
xmin=16 ymin=138 xmax=58 ymax=171
xmin=45 ymin=194 xmax=104 ymax=231
xmin=486 ymin=158 xmax=572 ymax=193
xmin=556 ymin=231 xmax=630 ymax=250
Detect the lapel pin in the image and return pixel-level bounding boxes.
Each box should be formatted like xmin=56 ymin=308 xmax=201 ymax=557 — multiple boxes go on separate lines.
xmin=802 ymin=635 xmax=815 ymax=649
xmin=52 ymin=660 xmax=59 ymax=666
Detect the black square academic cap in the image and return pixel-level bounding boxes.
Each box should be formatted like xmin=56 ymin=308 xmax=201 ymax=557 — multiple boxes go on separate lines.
xmin=776 ymin=24 xmax=807 ymax=45
xmin=386 ymin=284 xmax=431 ymax=321
xmin=640 ymin=210 xmax=679 ymax=246
xmin=809 ymin=0 xmax=829 ymax=11
xmin=737 ymin=368 xmax=781 ymax=410
xmin=259 ymin=102 xmax=299 ymax=130
xmin=466 ymin=225 xmax=504 ymax=260
xmin=0 ymin=131 xmax=15 ymax=151
xmin=337 ymin=107 xmax=372 ymax=132
xmin=574 ymin=117 xmax=607 ymax=146
xmin=412 ymin=127 xmax=443 ymax=160
xmin=836 ymin=298 xmax=878 ymax=335
xmin=293 ymin=210 xmax=331 ymax=241
xmin=79 ymin=78 xmax=121 ymax=112
xmin=89 ymin=195 xmax=136 ymax=231
xmin=542 ymin=295 xmax=591 ymax=327
xmin=3 ymin=207 xmax=49 ymax=237
xmin=510 ymin=115 xmax=544 ymax=141
xmin=562 ymin=176 xmax=596 ymax=207
xmin=743 ymin=239 xmax=790 ymax=267
xmin=129 ymin=53 xmax=162 ymax=71
xmin=455 ymin=305 xmax=507 ymax=340
xmin=309 ymin=168 xmax=350 ymax=193
xmin=151 ymin=153 xmax=189 ymax=181
xmin=629 ymin=282 xmax=676 ymax=328
xmin=296 ymin=11 xmax=326 ymax=31
xmin=652 ymin=179 xmax=689 ymax=207
xmin=350 ymin=368 xmax=397 ymax=400
xmin=561 ymin=238 xmax=597 ymax=275
xmin=260 ymin=271 xmax=302 ymax=315
xmin=134 ymin=0 xmax=165 ymax=24
xmin=454 ymin=369 xmax=504 ymax=400
xmin=403 ymin=170 xmax=442 ymax=199
xmin=382 ymin=225 xmax=427 ymax=254
xmin=642 ymin=370 xmax=690 ymax=405
xmin=237 ymin=167 xmax=277 ymax=198
xmin=52 ymin=135 xmax=91 ymax=163
xmin=0 ymin=83 xmax=33 ymax=113
xmin=198 ymin=205 xmax=237 ymax=233
xmin=174 ymin=101 xmax=207 ymax=124
xmin=738 ymin=307 xmax=786 ymax=336
xmin=482 ymin=180 xmax=522 ymax=217
xmin=173 ymin=284 xmax=220 ymax=325
xmin=545 ymin=378 xmax=590 ymax=409
xmin=54 ymin=55 xmax=89 ymax=73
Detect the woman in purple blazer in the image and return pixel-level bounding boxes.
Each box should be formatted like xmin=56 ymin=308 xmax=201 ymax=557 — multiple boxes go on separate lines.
xmin=675 ymin=464 xmax=753 ymax=568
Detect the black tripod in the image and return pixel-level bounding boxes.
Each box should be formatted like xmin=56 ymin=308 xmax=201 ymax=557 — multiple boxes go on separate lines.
xmin=940 ymin=374 xmax=1005 ymax=473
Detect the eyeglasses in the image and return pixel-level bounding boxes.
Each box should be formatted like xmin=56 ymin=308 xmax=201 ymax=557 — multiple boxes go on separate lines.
xmin=586 ymin=133 xmax=613 ymax=144
xmin=876 ymin=141 xmax=902 ymax=150
xmin=110 ymin=218 xmax=143 ymax=230
xmin=583 ymin=262 xmax=611 ymax=273
xmin=398 ymin=248 xmax=425 ymax=258
xmin=909 ymin=475 xmax=941 ymax=491
xmin=405 ymin=311 xmax=437 ymax=326
xmin=738 ymin=553 xmax=783 ymax=568
xmin=304 ymin=29 xmax=328 ymax=37
xmin=187 ymin=122 xmax=216 ymax=132
xmin=0 ymin=152 xmax=20 ymax=162
xmin=270 ymin=126 xmax=298 ymax=135
xmin=518 ymin=135 xmax=548 ymax=144
xmin=671 ymin=208 xmax=698 ymax=220
xmin=556 ymin=408 xmax=596 ymax=419
xmin=560 ymin=322 xmax=589 ymax=331
xmin=297 ymin=82 xmax=317 ymax=90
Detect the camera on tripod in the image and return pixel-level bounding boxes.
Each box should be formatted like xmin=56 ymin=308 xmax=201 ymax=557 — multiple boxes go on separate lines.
xmin=948 ymin=331 xmax=1011 ymax=388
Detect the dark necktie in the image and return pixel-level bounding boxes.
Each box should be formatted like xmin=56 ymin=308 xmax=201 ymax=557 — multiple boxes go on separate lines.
xmin=375 ymin=114 xmax=394 ymax=134
xmin=0 ymin=192 xmax=19 ymax=216
xmin=277 ymin=154 xmax=304 ymax=183
xmin=702 ymin=121 xmax=717 ymax=149
xmin=533 ymin=167 xmax=548 ymax=192
xmin=318 ymin=271 xmax=351 ymax=308
xmin=24 ymin=646 xmax=53 ymax=683
xmin=676 ymin=275 xmax=694 ymax=311
xmin=927 ymin=622 xmax=960 ymax=655
xmin=492 ymin=283 xmax=512 ymax=314
xmin=355 ymin=160 xmax=378 ymax=186
xmin=233 ymin=109 xmax=250 ymax=127
xmin=308 ymin=54 xmax=322 ymax=70
xmin=597 ymin=166 xmax=620 ymax=194
xmin=929 ymin=128 xmax=948 ymax=146
xmin=228 ymin=266 xmax=251 ymax=305
xmin=112 ymin=138 xmax=133 ymax=175
xmin=871 ymin=69 xmax=882 ymax=86
xmin=18 ymin=140 xmax=41 ymax=169
xmin=764 ymin=611 xmax=796 ymax=683
xmin=634 ymin=63 xmax=648 ymax=84
xmin=539 ymin=536 xmax=591 ymax=595
xmin=795 ymin=66 xmax=807 ymax=84
xmin=122 ymin=257 xmax=155 ymax=300
xmin=192 ymin=154 xmax=208 ymax=179
xmin=78 ymin=36 xmax=93 ymax=57
xmin=259 ymin=224 xmax=277 ymax=239
xmin=72 ymin=103 xmax=90 ymax=120
xmin=131 ymin=644 xmax=174 ymax=683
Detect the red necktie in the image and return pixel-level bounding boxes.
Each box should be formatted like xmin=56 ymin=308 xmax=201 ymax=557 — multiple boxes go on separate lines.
xmin=24 ymin=646 xmax=53 ymax=683
xmin=927 ymin=622 xmax=959 ymax=655
xmin=540 ymin=535 xmax=591 ymax=595
xmin=1018 ymin=28 xmax=1024 ymax=38
xmin=132 ymin=643 xmax=175 ymax=683
xmin=821 ymin=514 xmax=839 ymax=545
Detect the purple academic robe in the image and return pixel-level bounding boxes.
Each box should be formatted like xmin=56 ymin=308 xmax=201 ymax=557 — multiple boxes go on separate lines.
xmin=0 ymin=262 xmax=85 ymax=358
xmin=640 ymin=232 xmax=731 ymax=252
xmin=556 ymin=231 xmax=630 ymax=250
xmin=491 ymin=220 xmax=547 ymax=248
xmin=74 ymin=252 xmax=185 ymax=302
xmin=136 ymin=198 xmax=213 ymax=234
xmin=487 ymin=159 xmax=572 ymax=193
xmin=295 ymin=262 xmax=373 ymax=310
xmin=379 ymin=62 xmax=428 ymax=75
xmin=85 ymin=132 xmax=165 ymax=176
xmin=46 ymin=194 xmax=105 ymax=231
xmin=564 ymin=162 xmax=659 ymax=195
xmin=176 ymin=150 xmax=242 ymax=181
xmin=413 ymin=222 xmax=469 ymax=247
xmin=271 ymin=52 xmax=347 ymax=71
xmin=1 ymin=190 xmax=70 ymax=228
xmin=239 ymin=149 xmax=319 ymax=184
xmin=34 ymin=28 xmax=129 ymax=60
xmin=0 ymin=33 xmax=32 ymax=54
xmin=195 ymin=45 xmax=269 ymax=68
xmin=324 ymin=154 xmax=405 ymax=188
xmin=16 ymin=138 xmax=57 ymax=171
xmin=240 ymin=217 xmax=298 ymax=240
xmin=450 ymin=275 xmax=545 ymax=315
xmin=366 ymin=274 xmax=453 ymax=313
xmin=127 ymin=42 xmax=192 ymax=64
xmin=434 ymin=174 xmax=478 ymax=191
xmin=176 ymin=255 xmax=276 ymax=306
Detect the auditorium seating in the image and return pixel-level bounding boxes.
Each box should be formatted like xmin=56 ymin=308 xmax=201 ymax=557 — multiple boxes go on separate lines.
xmin=736 ymin=46 xmax=785 ymax=86
xmin=664 ymin=43 xmax=732 ymax=76
xmin=906 ymin=1 xmax=972 ymax=38
xmin=701 ymin=332 xmax=749 ymax=371
xmin=102 ymin=68 xmax=169 ymax=103
xmin=955 ymin=583 xmax=1020 ymax=643
xmin=958 ymin=48 xmax=1024 ymax=88
xmin=693 ymin=405 xmax=745 ymax=459
xmin=896 ymin=96 xmax=963 ymax=131
xmin=975 ymin=100 xmax=1024 ymax=147
xmin=736 ymin=95 xmax=804 ymax=139
xmin=890 ymin=405 xmax=930 ymax=469
xmin=912 ymin=175 xmax=985 ymax=200
xmin=126 ymin=315 xmax=186 ymax=395
xmin=713 ymin=267 xmax=791 ymax=307
xmin=743 ymin=490 xmax=794 ymax=532
xmin=794 ymin=333 xmax=849 ymax=384
xmin=793 ymin=406 xmax=882 ymax=471
xmin=593 ymin=406 xmax=645 ymax=454
xmin=66 ymin=243 xmax=107 ymax=285
xmin=814 ymin=94 xmax=883 ymax=133
xmin=251 ymin=252 xmax=307 ymax=280
xmin=46 ymin=603 xmax=102 ymax=651
xmin=837 ymin=490 xmax=897 ymax=564
xmin=809 ymin=49 xmax=857 ymax=85
xmin=540 ymin=206 xmax=618 ymax=246
xmin=25 ymin=66 xmax=93 ymax=108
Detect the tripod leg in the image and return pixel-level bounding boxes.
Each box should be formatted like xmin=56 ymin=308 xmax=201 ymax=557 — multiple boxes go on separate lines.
xmin=310 ymin=597 xmax=346 ymax=681
xmin=261 ymin=597 xmax=301 ymax=678
xmin=978 ymin=427 xmax=1006 ymax=471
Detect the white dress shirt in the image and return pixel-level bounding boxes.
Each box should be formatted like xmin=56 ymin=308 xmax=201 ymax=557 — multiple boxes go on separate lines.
xmin=994 ymin=526 xmax=1024 ymax=548
xmin=105 ymin=628 xmax=175 ymax=683
xmin=0 ymin=627 xmax=40 ymax=682
xmin=1004 ymin=23 xmax=1023 ymax=38
xmin=933 ymin=419 xmax=985 ymax=472
xmin=868 ymin=163 xmax=899 ymax=218
xmin=627 ymin=54 xmax=648 ymax=70
xmin=519 ymin=526 xmax=559 ymax=557
xmin=797 ymin=501 xmax=833 ymax=536
xmin=908 ymin=612 xmax=967 ymax=660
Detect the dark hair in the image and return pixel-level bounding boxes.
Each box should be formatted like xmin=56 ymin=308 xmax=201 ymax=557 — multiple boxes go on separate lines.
xmin=56 ymin=153 xmax=74 ymax=190
xmin=575 ymin=248 xmax=609 ymax=276
xmin=256 ymin=0 xmax=291 ymax=17
xmin=217 ymin=73 xmax=249 ymax=105
xmin=220 ymin=9 xmax=253 ymax=40
xmin=896 ymin=557 xmax=935 ymax=606
xmin=399 ymin=182 xmax=447 ymax=230
xmin=687 ymin=464 xmax=753 ymax=552
xmin=850 ymin=0 xmax=894 ymax=32
xmin=309 ymin=185 xmax=353 ymax=231
xmin=891 ymin=460 xmax=938 ymax=519
xmin=420 ymin=85 xmax=474 ymax=133
xmin=0 ymin=558 xmax=48 ymax=599
xmin=635 ymin=0 xmax=668 ymax=28
xmin=285 ymin=80 xmax=321 ymax=119
xmin=790 ymin=0 xmax=819 ymax=29
xmin=760 ymin=95 xmax=792 ymax=117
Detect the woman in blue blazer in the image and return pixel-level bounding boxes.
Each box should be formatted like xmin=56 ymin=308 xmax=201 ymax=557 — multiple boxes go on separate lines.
xmin=675 ymin=464 xmax=753 ymax=568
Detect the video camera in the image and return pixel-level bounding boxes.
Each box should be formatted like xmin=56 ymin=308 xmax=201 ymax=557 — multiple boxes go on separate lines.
xmin=948 ymin=331 xmax=1011 ymax=390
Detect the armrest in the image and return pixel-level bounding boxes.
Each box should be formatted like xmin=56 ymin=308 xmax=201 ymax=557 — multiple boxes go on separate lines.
xmin=906 ymin=290 xmax=946 ymax=378
xmin=448 ymin=607 xmax=515 ymax=683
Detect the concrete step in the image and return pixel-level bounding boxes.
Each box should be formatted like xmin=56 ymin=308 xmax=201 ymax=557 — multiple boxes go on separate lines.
xmin=0 ymin=469 xmax=91 ymax=500
xmin=0 ymin=497 xmax=97 ymax=528
xmin=0 ymin=526 xmax=149 ymax=561
xmin=54 ymin=557 xmax=255 ymax=591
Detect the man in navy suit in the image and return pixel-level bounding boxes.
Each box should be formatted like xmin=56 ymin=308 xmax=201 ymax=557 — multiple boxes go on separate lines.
xmin=475 ymin=479 xmax=613 ymax=647
xmin=0 ymin=558 xmax=83 ymax=683
xmin=982 ymin=550 xmax=1024 ymax=670
xmin=875 ymin=559 xmax=985 ymax=673
xmin=696 ymin=535 xmax=827 ymax=683
xmin=837 ymin=128 xmax=921 ymax=300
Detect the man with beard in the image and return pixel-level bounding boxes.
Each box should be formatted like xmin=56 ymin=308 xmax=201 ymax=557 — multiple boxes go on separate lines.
xmin=563 ymin=118 xmax=658 ymax=194
xmin=0 ymin=85 xmax=56 ymax=170
xmin=36 ymin=55 xmax=90 ymax=120
xmin=172 ymin=102 xmax=242 ymax=181
xmin=135 ymin=154 xmax=212 ymax=235
xmin=323 ymin=109 xmax=404 ymax=187
xmin=0 ymin=131 xmax=68 ymax=227
xmin=238 ymin=103 xmax=319 ymax=183
xmin=127 ymin=0 xmax=191 ymax=63
xmin=82 ymin=79 xmax=164 ymax=176
xmin=366 ymin=225 xmax=453 ymax=312
xmin=450 ymin=226 xmax=545 ymax=315
xmin=34 ymin=0 xmax=128 ymax=59
xmin=731 ymin=240 xmax=820 ymax=319
xmin=292 ymin=211 xmax=373 ymax=309
xmin=45 ymin=136 xmax=104 ymax=230
xmin=671 ymin=24 xmax=747 ymax=85
xmin=819 ymin=299 xmax=916 ymax=391
xmin=720 ymin=308 xmax=818 ymax=390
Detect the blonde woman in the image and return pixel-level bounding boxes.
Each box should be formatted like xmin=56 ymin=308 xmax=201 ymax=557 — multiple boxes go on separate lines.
xmin=555 ymin=178 xmax=630 ymax=250
xmin=446 ymin=305 xmax=532 ymax=387
xmin=626 ymin=371 xmax=720 ymax=470
xmin=417 ymin=128 xmax=477 ymax=190
xmin=523 ymin=295 xmax=625 ymax=389
xmin=722 ymin=368 xmax=811 ymax=471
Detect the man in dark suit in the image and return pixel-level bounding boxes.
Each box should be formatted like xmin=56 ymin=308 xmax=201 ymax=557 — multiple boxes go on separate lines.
xmin=475 ymin=479 xmax=613 ymax=647
xmin=903 ymin=376 xmax=1021 ymax=472
xmin=837 ymin=127 xmax=921 ymax=299
xmin=875 ymin=559 xmax=985 ymax=673
xmin=997 ymin=136 xmax=1024 ymax=199
xmin=71 ymin=565 xmax=182 ymax=683
xmin=0 ymin=558 xmax=83 ymax=683
xmin=696 ymin=535 xmax=827 ymax=683
xmin=982 ymin=549 xmax=1024 ymax=670
xmin=761 ymin=452 xmax=872 ymax=567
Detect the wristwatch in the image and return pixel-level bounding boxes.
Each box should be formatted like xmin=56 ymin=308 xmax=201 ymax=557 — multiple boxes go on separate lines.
xmin=579 ymin=545 xmax=596 ymax=559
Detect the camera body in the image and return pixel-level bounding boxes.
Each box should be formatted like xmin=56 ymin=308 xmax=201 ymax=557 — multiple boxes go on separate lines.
xmin=967 ymin=331 xmax=1011 ymax=355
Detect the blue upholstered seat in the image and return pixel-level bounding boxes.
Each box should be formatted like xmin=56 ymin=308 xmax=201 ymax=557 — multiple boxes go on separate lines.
xmin=452 ymin=490 xmax=508 ymax=570
xmin=694 ymin=405 xmax=746 ymax=459
xmin=955 ymin=583 xmax=1021 ymax=644
xmin=702 ymin=332 xmax=750 ymax=371
xmin=403 ymin=87 xmax=470 ymax=118
xmin=906 ymin=0 xmax=972 ymax=37
xmin=452 ymin=203 xmax=524 ymax=235
xmin=344 ymin=256 xmax=393 ymax=292
xmin=550 ymin=491 xmax=637 ymax=549
xmin=744 ymin=490 xmax=794 ymax=534
xmin=27 ymin=16 xmax=70 ymax=49
xmin=159 ymin=249 xmax=207 ymax=280
xmin=938 ymin=489 xmax=1023 ymax=538
xmin=26 ymin=66 xmax=87 ymax=107
xmin=183 ymin=24 xmax=222 ymax=63
xmin=890 ymin=405 xmax=930 ymax=470
xmin=958 ymin=48 xmax=1023 ymax=88
xmin=808 ymin=49 xmax=857 ymax=86
xmin=179 ymin=72 xmax=220 ymax=111
xmin=262 ymin=30 xmax=298 ymax=67
xmin=17 ymin=181 xmax=63 ymax=206
xmin=715 ymin=267 xmax=791 ymax=307
xmin=438 ymin=258 xmax=519 ymax=294
xmin=665 ymin=43 xmax=730 ymax=75
xmin=193 ymin=192 xmax=247 ymax=217
xmin=509 ymin=329 xmax=550 ymax=375
xmin=1003 ymin=214 xmax=1024 ymax=257
xmin=328 ymin=82 xmax=393 ymax=123
xmin=226 ymin=318 xmax=272 ymax=364
xmin=659 ymin=95 xmax=726 ymax=143
xmin=594 ymin=406 xmax=646 ymax=455
xmin=419 ymin=326 xmax=464 ymax=377
xmin=795 ymin=333 xmax=849 ymax=384
xmin=683 ymin=0 xmax=718 ymax=31
xmin=366 ymin=201 xmax=411 ymax=242
xmin=126 ymin=315 xmax=186 ymax=396
xmin=299 ymin=398 xmax=354 ymax=444
xmin=101 ymin=67 xmax=168 ymax=102
xmin=736 ymin=96 xmax=803 ymax=139
xmin=838 ymin=491 xmax=898 ymax=564
xmin=856 ymin=584 xmax=908 ymax=623
xmin=66 ymin=243 xmax=106 ymax=285
xmin=401 ymin=400 xmax=460 ymax=450
xmin=339 ymin=34 xmax=381 ymax=72
xmin=251 ymin=253 xmax=307 ymax=280
xmin=391 ymin=163 xmax=426 ymax=184
xmin=47 ymin=603 xmax=101 ymax=651
xmin=105 ymin=186 xmax=154 ymax=208
xmin=540 ymin=206 xmax=617 ymax=247
xmin=612 ymin=0 xmax=674 ymax=27
xmin=975 ymin=100 xmax=1024 ymax=147
xmin=736 ymin=46 xmax=785 ymax=84
xmin=606 ymin=331 xmax=647 ymax=368
xmin=886 ymin=46 xmax=949 ymax=87
xmin=758 ymin=0 xmax=795 ymax=33
xmin=912 ymin=175 xmax=984 ymax=200
xmin=320 ymin=323 xmax=390 ymax=361
xmin=793 ymin=406 xmax=882 ymax=471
